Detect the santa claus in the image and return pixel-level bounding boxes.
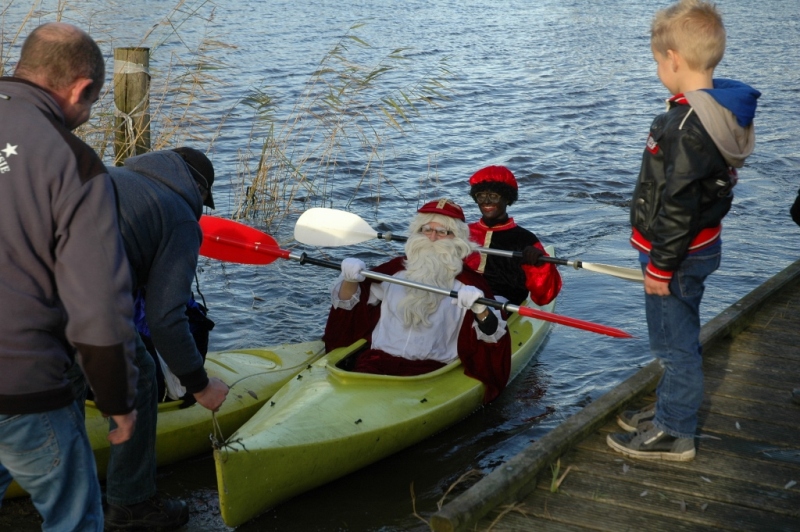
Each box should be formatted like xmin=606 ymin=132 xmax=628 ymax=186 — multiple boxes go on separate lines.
xmin=323 ymin=199 xmax=512 ymax=403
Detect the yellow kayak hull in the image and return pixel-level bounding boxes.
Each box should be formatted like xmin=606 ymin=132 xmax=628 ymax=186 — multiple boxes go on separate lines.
xmin=215 ymin=296 xmax=555 ymax=527
xmin=5 ymin=341 xmax=326 ymax=499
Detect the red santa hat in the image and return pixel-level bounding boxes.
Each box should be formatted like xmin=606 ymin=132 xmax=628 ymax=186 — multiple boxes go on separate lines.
xmin=417 ymin=198 xmax=465 ymax=222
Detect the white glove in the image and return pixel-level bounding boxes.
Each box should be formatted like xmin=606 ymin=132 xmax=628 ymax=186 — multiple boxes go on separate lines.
xmin=455 ymin=285 xmax=487 ymax=314
xmin=341 ymin=258 xmax=366 ymax=282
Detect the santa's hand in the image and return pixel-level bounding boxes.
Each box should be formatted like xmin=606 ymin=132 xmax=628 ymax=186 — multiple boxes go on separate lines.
xmin=455 ymin=285 xmax=488 ymax=314
xmin=341 ymin=258 xmax=366 ymax=282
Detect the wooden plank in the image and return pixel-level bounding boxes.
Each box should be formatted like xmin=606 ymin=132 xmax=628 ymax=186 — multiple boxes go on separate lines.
xmin=583 ymin=430 xmax=800 ymax=497
xmin=697 ymin=411 xmax=800 ymax=449
xmin=724 ymin=332 xmax=800 ymax=361
xmin=703 ymin=357 xmax=798 ymax=389
xmin=479 ymin=508 xmax=592 ymax=532
xmin=519 ymin=468 xmax=800 ymax=531
xmin=694 ymin=430 xmax=800 ymax=469
xmin=744 ymin=304 xmax=800 ymax=330
xmin=703 ymin=375 xmax=797 ymax=405
xmin=697 ymin=259 xmax=800 ymax=348
xmin=561 ymin=444 xmax=800 ymax=515
xmin=602 ymin=401 xmax=800 ymax=459
xmin=700 ymin=394 xmax=800 ymax=429
xmin=487 ymin=484 xmax=725 ymax=532
xmin=431 ymin=259 xmax=800 ymax=532
xmin=428 ymin=361 xmax=664 ymax=532
xmin=704 ymin=339 xmax=800 ymax=370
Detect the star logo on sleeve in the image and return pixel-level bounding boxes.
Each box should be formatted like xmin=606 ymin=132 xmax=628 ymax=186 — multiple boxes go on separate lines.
xmin=2 ymin=143 xmax=17 ymax=157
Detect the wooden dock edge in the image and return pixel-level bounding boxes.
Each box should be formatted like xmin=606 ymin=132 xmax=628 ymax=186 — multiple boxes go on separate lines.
xmin=429 ymin=258 xmax=800 ymax=532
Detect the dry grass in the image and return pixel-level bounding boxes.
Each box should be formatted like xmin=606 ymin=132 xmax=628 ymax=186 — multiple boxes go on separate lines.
xmin=486 ymin=502 xmax=530 ymax=531
xmin=409 ymin=469 xmax=483 ymax=527
xmin=549 ymin=458 xmax=572 ymax=493
xmin=3 ymin=4 xmax=452 ymax=228
xmin=2 ymin=1 xmax=229 ymax=163
xmin=232 ymin=21 xmax=454 ymax=230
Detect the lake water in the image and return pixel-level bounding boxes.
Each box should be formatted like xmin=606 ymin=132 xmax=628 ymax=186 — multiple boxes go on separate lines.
xmin=2 ymin=1 xmax=799 ymax=530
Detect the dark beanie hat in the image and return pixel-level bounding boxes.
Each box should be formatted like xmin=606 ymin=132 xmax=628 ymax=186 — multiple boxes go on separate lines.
xmin=173 ymin=147 xmax=215 ymax=209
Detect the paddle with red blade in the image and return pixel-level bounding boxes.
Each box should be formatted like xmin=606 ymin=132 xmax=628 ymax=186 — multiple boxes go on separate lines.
xmin=200 ymin=216 xmax=633 ymax=339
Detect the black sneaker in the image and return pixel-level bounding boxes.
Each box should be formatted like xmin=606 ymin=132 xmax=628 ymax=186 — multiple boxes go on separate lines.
xmin=606 ymin=422 xmax=695 ymax=462
xmin=616 ymin=402 xmax=656 ymax=432
xmin=792 ymin=388 xmax=800 ymax=405
xmin=105 ymin=496 xmax=189 ymax=531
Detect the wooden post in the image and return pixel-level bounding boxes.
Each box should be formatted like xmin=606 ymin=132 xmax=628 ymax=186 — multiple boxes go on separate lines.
xmin=113 ymin=47 xmax=151 ymax=166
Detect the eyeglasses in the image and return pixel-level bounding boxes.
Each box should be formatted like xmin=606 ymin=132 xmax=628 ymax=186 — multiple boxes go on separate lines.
xmin=420 ymin=225 xmax=454 ymax=238
xmin=474 ymin=192 xmax=502 ymax=203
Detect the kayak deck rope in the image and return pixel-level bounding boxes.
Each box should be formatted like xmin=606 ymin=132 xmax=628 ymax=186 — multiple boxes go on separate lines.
xmin=208 ymin=347 xmax=327 ymax=452
xmin=209 ymin=412 xmax=248 ymax=454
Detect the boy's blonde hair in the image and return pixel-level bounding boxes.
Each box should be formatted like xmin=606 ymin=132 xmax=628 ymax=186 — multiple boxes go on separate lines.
xmin=651 ymin=0 xmax=725 ymax=71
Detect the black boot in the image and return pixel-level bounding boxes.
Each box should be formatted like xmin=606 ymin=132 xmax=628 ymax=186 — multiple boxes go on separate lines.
xmin=105 ymin=495 xmax=189 ymax=531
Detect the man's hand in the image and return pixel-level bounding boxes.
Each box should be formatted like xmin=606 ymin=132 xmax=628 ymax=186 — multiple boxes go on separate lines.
xmin=521 ymin=246 xmax=545 ymax=266
xmin=644 ymin=275 xmax=670 ymax=296
xmin=193 ymin=377 xmax=229 ymax=411
xmin=108 ymin=410 xmax=137 ymax=445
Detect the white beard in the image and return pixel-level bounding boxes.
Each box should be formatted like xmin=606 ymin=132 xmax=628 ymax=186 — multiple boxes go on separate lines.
xmin=397 ymin=233 xmax=471 ymax=329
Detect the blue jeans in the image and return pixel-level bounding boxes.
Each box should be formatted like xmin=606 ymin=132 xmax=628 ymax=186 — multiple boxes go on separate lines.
xmin=70 ymin=336 xmax=158 ymax=506
xmin=643 ymin=244 xmax=721 ymax=439
xmin=0 ymin=402 xmax=103 ymax=531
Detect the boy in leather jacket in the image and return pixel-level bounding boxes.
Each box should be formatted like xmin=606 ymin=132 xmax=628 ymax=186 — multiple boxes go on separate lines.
xmin=606 ymin=0 xmax=759 ymax=461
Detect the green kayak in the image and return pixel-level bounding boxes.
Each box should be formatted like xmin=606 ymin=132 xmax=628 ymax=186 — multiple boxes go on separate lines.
xmin=5 ymin=341 xmax=326 ymax=499
xmin=214 ymin=294 xmax=555 ymax=527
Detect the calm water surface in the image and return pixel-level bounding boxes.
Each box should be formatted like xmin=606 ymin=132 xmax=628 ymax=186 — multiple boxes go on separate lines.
xmin=3 ymin=1 xmax=799 ymax=530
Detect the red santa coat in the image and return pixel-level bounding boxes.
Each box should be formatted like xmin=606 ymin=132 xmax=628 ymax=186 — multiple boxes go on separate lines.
xmin=323 ymin=257 xmax=512 ymax=403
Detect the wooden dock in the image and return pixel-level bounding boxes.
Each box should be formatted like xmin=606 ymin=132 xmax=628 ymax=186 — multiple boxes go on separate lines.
xmin=431 ymin=260 xmax=800 ymax=532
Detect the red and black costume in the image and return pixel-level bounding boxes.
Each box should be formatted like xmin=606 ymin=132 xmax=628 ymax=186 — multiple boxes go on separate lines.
xmin=467 ymin=219 xmax=562 ymax=306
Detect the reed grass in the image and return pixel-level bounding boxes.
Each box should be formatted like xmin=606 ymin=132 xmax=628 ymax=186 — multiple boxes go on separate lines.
xmin=2 ymin=1 xmax=228 ymax=162
xmin=232 ymin=22 xmax=454 ymax=230
xmin=549 ymin=458 xmax=572 ymax=493
xmin=2 ymin=3 xmax=453 ymax=231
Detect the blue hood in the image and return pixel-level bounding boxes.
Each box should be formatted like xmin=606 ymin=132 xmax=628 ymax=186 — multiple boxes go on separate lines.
xmin=703 ymin=78 xmax=761 ymax=128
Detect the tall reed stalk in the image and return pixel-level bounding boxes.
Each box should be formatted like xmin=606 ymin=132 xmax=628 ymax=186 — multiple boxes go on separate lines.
xmin=233 ymin=22 xmax=454 ymax=230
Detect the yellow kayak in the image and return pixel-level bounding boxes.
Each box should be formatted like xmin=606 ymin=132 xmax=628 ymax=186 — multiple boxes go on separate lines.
xmin=214 ymin=295 xmax=555 ymax=527
xmin=5 ymin=341 xmax=326 ymax=499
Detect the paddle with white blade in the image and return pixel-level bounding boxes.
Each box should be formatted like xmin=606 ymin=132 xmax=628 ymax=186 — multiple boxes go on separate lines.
xmin=294 ymin=207 xmax=644 ymax=282
xmin=200 ymin=216 xmax=633 ymax=339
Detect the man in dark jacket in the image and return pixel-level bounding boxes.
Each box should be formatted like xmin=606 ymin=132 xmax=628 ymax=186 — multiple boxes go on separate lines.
xmin=0 ymin=23 xmax=138 ymax=530
xmin=76 ymin=147 xmax=229 ymax=530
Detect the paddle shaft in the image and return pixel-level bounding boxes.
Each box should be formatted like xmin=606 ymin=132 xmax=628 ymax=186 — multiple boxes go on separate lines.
xmin=377 ymin=232 xmax=636 ymax=275
xmin=375 ymin=231 xmax=521 ymax=259
xmin=282 ymin=251 xmax=628 ymax=338
xmin=379 ymin=232 xmax=518 ymax=260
